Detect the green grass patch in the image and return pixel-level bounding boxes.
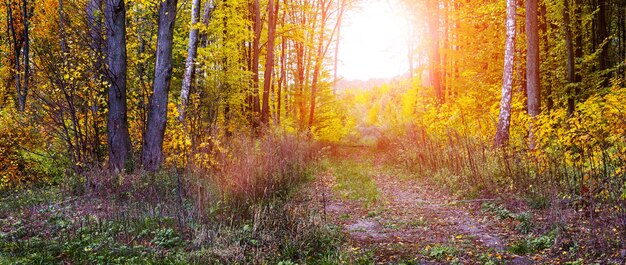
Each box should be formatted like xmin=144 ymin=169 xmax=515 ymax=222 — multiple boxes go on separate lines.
xmin=331 ymin=160 xmax=379 ymax=207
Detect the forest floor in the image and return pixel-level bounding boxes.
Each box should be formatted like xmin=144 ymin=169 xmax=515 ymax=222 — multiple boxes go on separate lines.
xmin=315 ymin=145 xmax=538 ymax=264
xmin=1 ymin=144 xmax=609 ymax=264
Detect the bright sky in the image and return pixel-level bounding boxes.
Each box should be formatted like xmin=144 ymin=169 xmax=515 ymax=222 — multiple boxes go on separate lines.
xmin=337 ymin=0 xmax=411 ymax=81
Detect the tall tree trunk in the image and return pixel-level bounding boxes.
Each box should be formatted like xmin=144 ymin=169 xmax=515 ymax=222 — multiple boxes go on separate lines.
xmin=59 ymin=0 xmax=68 ymax=54
xmin=526 ymin=0 xmax=540 ymax=149
xmin=142 ymin=0 xmax=178 ymax=172
xmin=564 ymin=0 xmax=576 ymax=116
xmin=18 ymin=0 xmax=29 ymax=112
xmin=332 ymin=0 xmax=345 ymax=94
xmin=251 ymin=0 xmax=262 ymax=122
xmin=427 ymin=0 xmax=443 ymax=104
xmin=277 ymin=17 xmax=286 ymax=125
xmin=105 ymin=0 xmax=132 ymax=173
xmin=87 ymin=0 xmax=105 ymax=164
xmin=540 ymin=2 xmax=553 ymax=111
xmin=596 ymin=0 xmax=609 ymax=86
xmin=494 ymin=0 xmax=516 ymax=147
xmin=261 ymin=0 xmax=277 ymax=124
xmin=179 ymin=0 xmax=202 ymax=122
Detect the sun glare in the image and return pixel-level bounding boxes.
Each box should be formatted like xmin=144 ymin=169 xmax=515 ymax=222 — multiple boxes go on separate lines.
xmin=338 ymin=0 xmax=412 ymax=81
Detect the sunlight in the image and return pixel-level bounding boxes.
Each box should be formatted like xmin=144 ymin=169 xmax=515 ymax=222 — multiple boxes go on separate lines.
xmin=337 ymin=0 xmax=413 ymax=81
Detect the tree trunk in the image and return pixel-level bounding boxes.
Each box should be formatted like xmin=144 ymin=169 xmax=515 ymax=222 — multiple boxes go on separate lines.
xmin=59 ymin=0 xmax=68 ymax=54
xmin=540 ymin=2 xmax=553 ymax=111
xmin=261 ymin=0 xmax=277 ymax=124
xmin=179 ymin=0 xmax=202 ymax=122
xmin=596 ymin=0 xmax=609 ymax=86
xmin=142 ymin=0 xmax=178 ymax=172
xmin=494 ymin=0 xmax=516 ymax=147
xmin=277 ymin=17 xmax=286 ymax=125
xmin=7 ymin=2 xmax=22 ymax=112
xmin=427 ymin=0 xmax=443 ymax=104
xmin=251 ymin=0 xmax=262 ymax=122
xmin=564 ymin=0 xmax=576 ymax=116
xmin=526 ymin=0 xmax=540 ymax=149
xmin=105 ymin=0 xmax=132 ymax=173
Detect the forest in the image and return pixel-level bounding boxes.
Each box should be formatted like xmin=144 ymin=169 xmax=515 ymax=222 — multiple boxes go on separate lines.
xmin=0 ymin=0 xmax=625 ymax=263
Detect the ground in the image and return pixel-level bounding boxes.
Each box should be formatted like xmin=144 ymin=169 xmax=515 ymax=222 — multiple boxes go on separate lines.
xmin=315 ymin=145 xmax=536 ymax=264
xmin=0 ymin=145 xmax=611 ymax=264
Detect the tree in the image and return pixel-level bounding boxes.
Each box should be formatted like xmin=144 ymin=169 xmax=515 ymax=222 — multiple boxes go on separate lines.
xmin=105 ymin=0 xmax=132 ymax=173
xmin=250 ymin=0 xmax=262 ymax=125
xmin=6 ymin=0 xmax=30 ymax=112
xmin=179 ymin=0 xmax=202 ymax=122
xmin=426 ymin=0 xmax=443 ymax=104
xmin=142 ymin=0 xmax=178 ymax=172
xmin=526 ymin=0 xmax=540 ymax=148
xmin=261 ymin=0 xmax=277 ymax=124
xmin=494 ymin=0 xmax=517 ymax=147
xmin=563 ymin=0 xmax=576 ymax=116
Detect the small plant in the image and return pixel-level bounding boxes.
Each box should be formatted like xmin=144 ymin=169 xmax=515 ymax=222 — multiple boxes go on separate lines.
xmin=508 ymin=240 xmax=530 ymax=255
xmin=151 ymin=228 xmax=182 ymax=249
xmin=527 ymin=231 xmax=554 ymax=251
xmin=407 ymin=216 xmax=428 ymax=228
xmin=424 ymin=244 xmax=457 ymax=261
xmin=481 ymin=203 xmax=513 ymax=220
xmin=526 ymin=195 xmax=550 ymax=210
xmin=482 ymin=203 xmax=534 ymax=234
xmin=366 ymin=207 xmax=384 ymax=218
xmin=514 ymin=212 xmax=533 ymax=234
xmin=507 ymin=230 xmax=556 ymax=255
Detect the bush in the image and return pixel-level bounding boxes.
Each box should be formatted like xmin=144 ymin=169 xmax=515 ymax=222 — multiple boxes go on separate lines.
xmin=0 ymin=109 xmax=51 ymax=190
xmin=179 ymin=130 xmax=318 ymax=214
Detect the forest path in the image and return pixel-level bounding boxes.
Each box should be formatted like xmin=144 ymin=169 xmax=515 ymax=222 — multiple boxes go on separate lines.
xmin=316 ymin=145 xmax=531 ymax=264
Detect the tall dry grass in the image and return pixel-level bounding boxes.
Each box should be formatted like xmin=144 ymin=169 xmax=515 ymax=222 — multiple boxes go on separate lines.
xmin=386 ymin=124 xmax=626 ymax=255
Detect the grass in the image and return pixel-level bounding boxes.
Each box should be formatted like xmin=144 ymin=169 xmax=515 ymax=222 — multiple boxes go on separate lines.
xmin=330 ymin=160 xmax=379 ymax=207
xmin=0 ymin=170 xmax=361 ymax=264
xmin=0 ymin=134 xmax=385 ymax=264
xmin=507 ymin=230 xmax=557 ymax=255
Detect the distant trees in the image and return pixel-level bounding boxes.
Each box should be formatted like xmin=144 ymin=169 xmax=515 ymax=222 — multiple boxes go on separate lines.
xmin=400 ymin=0 xmax=625 ymax=148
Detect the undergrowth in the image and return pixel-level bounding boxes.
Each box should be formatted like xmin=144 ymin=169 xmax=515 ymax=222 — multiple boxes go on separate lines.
xmin=0 ymin=133 xmax=370 ymax=264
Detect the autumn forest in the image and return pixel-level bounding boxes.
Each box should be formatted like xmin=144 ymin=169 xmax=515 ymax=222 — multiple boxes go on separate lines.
xmin=0 ymin=0 xmax=625 ymax=263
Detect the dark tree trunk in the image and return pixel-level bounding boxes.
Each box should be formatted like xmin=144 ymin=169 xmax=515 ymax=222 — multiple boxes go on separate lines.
xmin=251 ymin=0 xmax=262 ymax=122
xmin=7 ymin=2 xmax=22 ymax=111
xmin=564 ymin=0 xmax=576 ymax=116
xmin=596 ymin=0 xmax=609 ymax=86
xmin=142 ymin=0 xmax=178 ymax=172
xmin=540 ymin=2 xmax=553 ymax=111
xmin=277 ymin=17 xmax=286 ymax=125
xmin=21 ymin=0 xmax=29 ymax=111
xmin=105 ymin=0 xmax=132 ymax=173
xmin=261 ymin=0 xmax=277 ymax=124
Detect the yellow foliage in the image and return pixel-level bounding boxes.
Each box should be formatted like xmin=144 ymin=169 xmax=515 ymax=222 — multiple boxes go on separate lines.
xmin=0 ymin=109 xmax=46 ymax=190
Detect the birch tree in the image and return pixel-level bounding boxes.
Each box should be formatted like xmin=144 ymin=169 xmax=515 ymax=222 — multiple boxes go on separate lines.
xmin=494 ymin=0 xmax=516 ymax=147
